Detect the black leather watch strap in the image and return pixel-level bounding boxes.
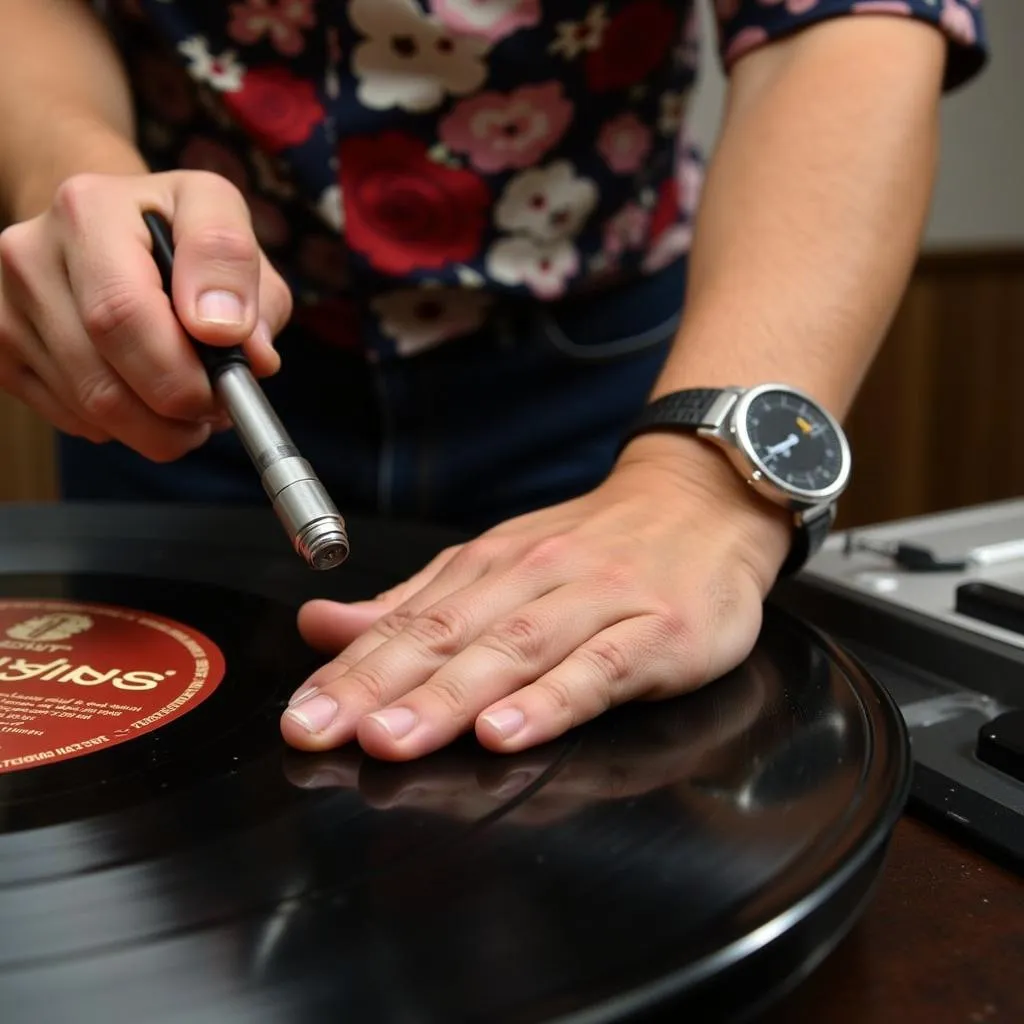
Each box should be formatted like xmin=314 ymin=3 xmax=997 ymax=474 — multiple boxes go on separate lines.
xmin=622 ymin=389 xmax=723 ymax=445
xmin=779 ymin=506 xmax=834 ymax=577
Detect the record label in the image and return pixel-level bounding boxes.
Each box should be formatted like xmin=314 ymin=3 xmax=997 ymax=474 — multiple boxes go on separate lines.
xmin=0 ymin=598 xmax=226 ymax=774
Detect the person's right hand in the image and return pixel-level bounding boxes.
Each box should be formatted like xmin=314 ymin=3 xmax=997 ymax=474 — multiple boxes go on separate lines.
xmin=0 ymin=170 xmax=292 ymax=460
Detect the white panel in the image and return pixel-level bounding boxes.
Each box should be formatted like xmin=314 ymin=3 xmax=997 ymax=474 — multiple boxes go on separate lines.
xmin=686 ymin=0 xmax=1024 ymax=250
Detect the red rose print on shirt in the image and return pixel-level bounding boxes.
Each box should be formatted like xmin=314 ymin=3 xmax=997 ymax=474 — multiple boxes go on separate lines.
xmin=294 ymin=297 xmax=363 ymax=349
xmin=339 ymin=132 xmax=491 ymax=275
xmin=649 ymin=176 xmax=680 ymax=242
xmin=585 ymin=1 xmax=678 ymax=93
xmin=222 ymin=66 xmax=324 ymax=152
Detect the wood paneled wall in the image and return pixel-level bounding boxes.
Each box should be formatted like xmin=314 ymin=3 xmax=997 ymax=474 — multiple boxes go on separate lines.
xmin=2 ymin=250 xmax=1023 ymax=524
xmin=836 ymin=251 xmax=1024 ymax=528
xmin=0 ymin=394 xmax=57 ymax=503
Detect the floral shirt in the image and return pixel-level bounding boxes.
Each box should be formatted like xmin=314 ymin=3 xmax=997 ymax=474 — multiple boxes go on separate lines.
xmin=103 ymin=0 xmax=987 ymax=358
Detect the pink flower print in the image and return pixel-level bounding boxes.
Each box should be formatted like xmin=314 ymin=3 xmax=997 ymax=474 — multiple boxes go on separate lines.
xmin=428 ymin=0 xmax=541 ymax=42
xmin=724 ymin=26 xmax=769 ymax=66
xmin=597 ymin=113 xmax=653 ymax=175
xmin=850 ymin=2 xmax=911 ymax=12
xmin=714 ymin=0 xmax=741 ymax=18
xmin=603 ymin=203 xmax=650 ymax=259
xmin=940 ymin=0 xmax=977 ymax=45
xmin=228 ymin=0 xmax=316 ymax=57
xmin=756 ymin=0 xmax=822 ymax=13
xmin=439 ymin=83 xmax=573 ymax=174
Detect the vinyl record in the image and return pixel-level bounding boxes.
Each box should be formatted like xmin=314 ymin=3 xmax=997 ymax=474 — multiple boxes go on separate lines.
xmin=0 ymin=503 xmax=911 ymax=1024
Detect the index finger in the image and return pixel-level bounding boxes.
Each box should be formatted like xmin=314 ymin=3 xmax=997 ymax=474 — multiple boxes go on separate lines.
xmin=56 ymin=176 xmax=216 ymax=422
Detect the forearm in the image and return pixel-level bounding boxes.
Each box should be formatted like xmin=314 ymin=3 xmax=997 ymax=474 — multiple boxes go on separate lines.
xmin=0 ymin=0 xmax=147 ymax=223
xmin=651 ymin=15 xmax=946 ymax=418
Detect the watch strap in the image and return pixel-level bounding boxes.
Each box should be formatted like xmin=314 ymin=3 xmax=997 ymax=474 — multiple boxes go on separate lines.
xmin=779 ymin=505 xmax=835 ymax=577
xmin=622 ymin=389 xmax=724 ymax=443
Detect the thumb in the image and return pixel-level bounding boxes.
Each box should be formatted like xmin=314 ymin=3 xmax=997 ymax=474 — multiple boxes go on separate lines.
xmin=297 ymin=544 xmax=465 ymax=652
xmin=166 ymin=173 xmax=260 ymax=346
xmin=297 ymin=597 xmax=397 ymax=652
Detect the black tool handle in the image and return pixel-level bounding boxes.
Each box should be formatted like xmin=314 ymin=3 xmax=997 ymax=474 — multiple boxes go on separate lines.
xmin=142 ymin=211 xmax=251 ymax=379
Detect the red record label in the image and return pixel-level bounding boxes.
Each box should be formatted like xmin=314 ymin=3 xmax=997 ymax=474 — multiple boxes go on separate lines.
xmin=0 ymin=598 xmax=226 ymax=774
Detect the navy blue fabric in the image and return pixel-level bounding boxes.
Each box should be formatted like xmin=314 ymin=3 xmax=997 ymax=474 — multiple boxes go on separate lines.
xmin=62 ymin=1 xmax=988 ymax=525
xmin=60 ymin=257 xmax=686 ymax=531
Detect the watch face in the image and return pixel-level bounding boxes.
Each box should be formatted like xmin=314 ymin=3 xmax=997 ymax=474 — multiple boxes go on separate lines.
xmin=743 ymin=389 xmax=846 ymax=495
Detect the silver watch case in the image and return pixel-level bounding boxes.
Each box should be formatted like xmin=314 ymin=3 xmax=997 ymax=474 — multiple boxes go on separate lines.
xmin=695 ymin=383 xmax=852 ymax=519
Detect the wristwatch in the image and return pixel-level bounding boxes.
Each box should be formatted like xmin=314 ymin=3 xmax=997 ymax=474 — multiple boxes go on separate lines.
xmin=621 ymin=384 xmax=852 ymax=575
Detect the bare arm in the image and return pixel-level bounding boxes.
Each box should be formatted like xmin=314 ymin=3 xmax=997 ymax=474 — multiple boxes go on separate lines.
xmin=0 ymin=0 xmax=148 ymax=222
xmin=618 ymin=14 xmax=948 ymax=579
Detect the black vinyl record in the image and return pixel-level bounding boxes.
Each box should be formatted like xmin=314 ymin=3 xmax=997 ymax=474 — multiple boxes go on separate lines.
xmin=0 ymin=503 xmax=911 ymax=1024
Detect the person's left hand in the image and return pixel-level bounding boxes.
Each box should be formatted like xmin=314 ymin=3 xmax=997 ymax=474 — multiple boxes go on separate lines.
xmin=279 ymin=436 xmax=792 ymax=761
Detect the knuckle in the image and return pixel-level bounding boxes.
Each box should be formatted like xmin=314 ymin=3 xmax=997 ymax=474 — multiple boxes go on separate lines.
xmin=340 ymin=665 xmax=390 ymax=709
xmin=481 ymin=613 xmax=546 ymax=665
xmin=650 ymin=603 xmax=691 ymax=649
xmin=76 ymin=372 xmax=127 ymax=420
xmin=520 ymin=534 xmax=575 ymax=576
xmin=190 ymin=168 xmax=245 ymax=201
xmin=422 ymin=676 xmax=472 ymax=728
xmin=541 ymin=676 xmax=579 ymax=724
xmin=373 ymin=606 xmax=417 ymax=641
xmin=595 ymin=560 xmax=637 ymax=596
xmin=146 ymin=372 xmax=206 ymax=419
xmin=51 ymin=174 xmax=102 ymax=225
xmin=81 ymin=282 xmax=146 ymax=343
xmin=581 ymin=637 xmax=634 ymax=688
xmin=457 ymin=535 xmax=505 ymax=570
xmin=188 ymin=226 xmax=258 ymax=268
xmin=405 ymin=605 xmax=471 ymax=658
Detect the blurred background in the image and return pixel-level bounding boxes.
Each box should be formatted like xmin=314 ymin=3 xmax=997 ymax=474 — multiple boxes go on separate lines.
xmin=1 ymin=1 xmax=1020 ymax=529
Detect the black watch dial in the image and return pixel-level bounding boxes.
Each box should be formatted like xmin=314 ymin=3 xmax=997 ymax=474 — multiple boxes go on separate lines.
xmin=743 ymin=389 xmax=845 ymax=493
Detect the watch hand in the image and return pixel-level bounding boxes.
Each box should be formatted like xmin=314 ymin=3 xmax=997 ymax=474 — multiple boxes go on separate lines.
xmin=764 ymin=433 xmax=800 ymax=459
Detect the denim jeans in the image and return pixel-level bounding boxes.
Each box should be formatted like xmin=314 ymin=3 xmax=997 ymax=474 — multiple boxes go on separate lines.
xmin=59 ymin=259 xmax=687 ymax=535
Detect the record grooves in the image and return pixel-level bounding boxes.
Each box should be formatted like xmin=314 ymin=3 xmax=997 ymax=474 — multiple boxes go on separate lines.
xmin=0 ymin=504 xmax=911 ymax=1024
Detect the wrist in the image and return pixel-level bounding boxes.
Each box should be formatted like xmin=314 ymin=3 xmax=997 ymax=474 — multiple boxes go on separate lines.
xmin=4 ymin=114 xmax=148 ymax=222
xmin=613 ymin=431 xmax=793 ymax=593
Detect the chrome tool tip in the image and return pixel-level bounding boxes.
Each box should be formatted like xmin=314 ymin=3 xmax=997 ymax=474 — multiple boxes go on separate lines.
xmin=297 ymin=519 xmax=350 ymax=571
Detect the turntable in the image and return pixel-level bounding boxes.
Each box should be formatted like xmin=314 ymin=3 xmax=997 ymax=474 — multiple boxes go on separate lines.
xmin=0 ymin=501 xmax=913 ymax=1024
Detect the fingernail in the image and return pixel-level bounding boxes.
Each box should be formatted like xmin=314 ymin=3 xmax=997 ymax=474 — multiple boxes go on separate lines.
xmin=284 ymin=694 xmax=338 ymax=733
xmin=366 ymin=707 xmax=419 ymax=741
xmin=288 ymin=685 xmax=318 ymax=707
xmin=480 ymin=707 xmax=525 ymax=740
xmin=253 ymin=318 xmax=274 ymax=350
xmin=196 ymin=289 xmax=245 ymax=325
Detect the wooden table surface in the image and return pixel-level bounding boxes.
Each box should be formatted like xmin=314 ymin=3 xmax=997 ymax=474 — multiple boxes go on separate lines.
xmin=759 ymin=815 xmax=1023 ymax=1024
